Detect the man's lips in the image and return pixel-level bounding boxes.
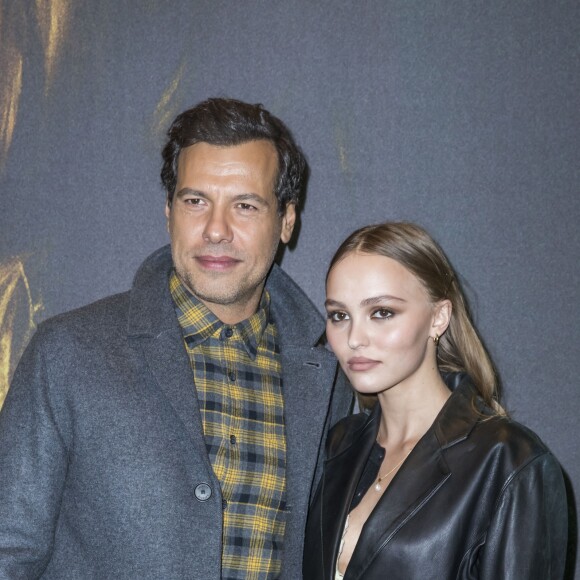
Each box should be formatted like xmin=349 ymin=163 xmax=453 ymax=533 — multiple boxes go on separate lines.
xmin=347 ymin=357 xmax=381 ymax=372
xmin=195 ymin=255 xmax=241 ymax=270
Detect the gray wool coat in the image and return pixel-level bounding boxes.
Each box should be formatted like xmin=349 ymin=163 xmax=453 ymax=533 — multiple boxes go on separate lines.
xmin=0 ymin=245 xmax=351 ymax=579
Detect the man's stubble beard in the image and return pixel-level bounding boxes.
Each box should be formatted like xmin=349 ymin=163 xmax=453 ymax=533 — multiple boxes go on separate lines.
xmin=174 ymin=228 xmax=282 ymax=311
xmin=175 ymin=259 xmax=273 ymax=309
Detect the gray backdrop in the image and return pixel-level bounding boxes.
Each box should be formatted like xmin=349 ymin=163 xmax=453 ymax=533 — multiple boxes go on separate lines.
xmin=1 ymin=1 xmax=578 ymax=576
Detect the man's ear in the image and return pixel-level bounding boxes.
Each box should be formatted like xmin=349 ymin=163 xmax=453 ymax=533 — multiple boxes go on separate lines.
xmin=432 ymin=299 xmax=452 ymax=338
xmin=280 ymin=203 xmax=296 ymax=244
xmin=165 ymin=199 xmax=171 ymax=231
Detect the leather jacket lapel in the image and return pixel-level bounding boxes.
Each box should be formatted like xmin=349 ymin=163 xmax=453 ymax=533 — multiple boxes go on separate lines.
xmin=346 ymin=381 xmax=479 ymax=579
xmin=319 ymin=408 xmax=379 ymax=579
xmin=307 ymin=378 xmax=494 ymax=580
xmin=346 ymin=428 xmax=451 ymax=579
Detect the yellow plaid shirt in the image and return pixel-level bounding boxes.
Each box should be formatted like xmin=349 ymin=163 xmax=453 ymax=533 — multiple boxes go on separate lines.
xmin=170 ymin=271 xmax=287 ymax=579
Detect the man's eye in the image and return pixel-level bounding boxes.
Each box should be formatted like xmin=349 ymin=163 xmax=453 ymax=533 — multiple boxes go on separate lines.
xmin=184 ymin=198 xmax=204 ymax=205
xmin=371 ymin=308 xmax=393 ymax=320
xmin=237 ymin=203 xmax=258 ymax=211
xmin=326 ymin=311 xmax=349 ymax=323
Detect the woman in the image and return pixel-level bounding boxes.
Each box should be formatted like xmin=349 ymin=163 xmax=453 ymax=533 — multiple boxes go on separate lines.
xmin=303 ymin=222 xmax=568 ymax=579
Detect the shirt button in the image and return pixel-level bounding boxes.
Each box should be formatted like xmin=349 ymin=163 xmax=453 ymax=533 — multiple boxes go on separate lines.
xmin=222 ymin=498 xmax=228 ymax=510
xmin=194 ymin=483 xmax=212 ymax=502
xmin=225 ymin=327 xmax=233 ymax=338
xmin=228 ymin=371 xmax=236 ymax=382
xmin=230 ymin=434 xmax=237 ymax=445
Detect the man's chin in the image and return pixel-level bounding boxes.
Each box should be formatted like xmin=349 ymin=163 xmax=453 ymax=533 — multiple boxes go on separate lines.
xmin=181 ymin=276 xmax=242 ymax=307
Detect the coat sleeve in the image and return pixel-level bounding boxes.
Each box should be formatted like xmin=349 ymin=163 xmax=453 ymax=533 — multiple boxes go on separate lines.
xmin=476 ymin=452 xmax=568 ymax=579
xmin=0 ymin=327 xmax=70 ymax=578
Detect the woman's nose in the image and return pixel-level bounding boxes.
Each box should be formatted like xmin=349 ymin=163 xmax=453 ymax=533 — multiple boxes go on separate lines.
xmin=347 ymin=319 xmax=369 ymax=350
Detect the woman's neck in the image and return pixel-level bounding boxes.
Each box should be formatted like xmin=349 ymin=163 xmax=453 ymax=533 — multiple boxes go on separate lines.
xmin=376 ymin=371 xmax=451 ymax=448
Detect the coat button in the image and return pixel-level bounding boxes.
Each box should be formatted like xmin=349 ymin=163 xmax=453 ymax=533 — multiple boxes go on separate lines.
xmin=194 ymin=483 xmax=212 ymax=501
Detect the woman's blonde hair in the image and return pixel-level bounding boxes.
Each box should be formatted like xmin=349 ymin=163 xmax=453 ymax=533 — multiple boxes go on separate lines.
xmin=327 ymin=222 xmax=503 ymax=414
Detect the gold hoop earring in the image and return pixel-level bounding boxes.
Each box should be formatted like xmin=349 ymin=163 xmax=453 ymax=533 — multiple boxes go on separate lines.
xmin=432 ymin=334 xmax=440 ymax=346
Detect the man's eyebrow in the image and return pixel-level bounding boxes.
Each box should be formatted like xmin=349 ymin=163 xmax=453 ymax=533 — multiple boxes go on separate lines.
xmin=174 ymin=189 xmax=270 ymax=207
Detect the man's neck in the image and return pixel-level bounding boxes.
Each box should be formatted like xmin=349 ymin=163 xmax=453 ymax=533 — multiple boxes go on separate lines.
xmin=200 ymin=291 xmax=264 ymax=325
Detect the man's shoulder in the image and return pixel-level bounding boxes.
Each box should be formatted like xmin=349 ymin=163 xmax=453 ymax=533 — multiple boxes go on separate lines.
xmin=266 ymin=264 xmax=325 ymax=345
xmin=37 ymin=246 xmax=172 ymax=344
xmin=37 ymin=291 xmax=131 ymax=343
xmin=267 ymin=264 xmax=319 ymax=310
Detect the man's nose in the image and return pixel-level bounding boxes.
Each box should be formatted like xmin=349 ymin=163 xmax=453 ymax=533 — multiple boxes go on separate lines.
xmin=202 ymin=207 xmax=233 ymax=244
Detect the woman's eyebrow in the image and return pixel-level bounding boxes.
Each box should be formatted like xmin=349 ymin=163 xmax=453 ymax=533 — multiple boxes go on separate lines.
xmin=360 ymin=295 xmax=406 ymax=306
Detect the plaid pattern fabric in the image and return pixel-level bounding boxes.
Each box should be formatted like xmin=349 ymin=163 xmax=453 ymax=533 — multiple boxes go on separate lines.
xmin=170 ymin=271 xmax=287 ymax=579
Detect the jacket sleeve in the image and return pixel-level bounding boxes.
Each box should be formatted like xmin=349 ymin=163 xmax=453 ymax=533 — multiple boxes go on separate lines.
xmin=477 ymin=452 xmax=568 ymax=579
xmin=0 ymin=327 xmax=70 ymax=578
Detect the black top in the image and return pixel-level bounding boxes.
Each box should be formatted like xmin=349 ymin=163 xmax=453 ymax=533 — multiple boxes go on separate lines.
xmin=350 ymin=441 xmax=383 ymax=511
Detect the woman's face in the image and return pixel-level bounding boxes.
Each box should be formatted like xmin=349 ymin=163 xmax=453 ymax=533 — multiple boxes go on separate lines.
xmin=325 ymin=251 xmax=442 ymax=396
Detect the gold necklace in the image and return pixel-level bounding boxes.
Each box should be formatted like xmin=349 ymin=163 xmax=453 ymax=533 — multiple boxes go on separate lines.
xmin=374 ymin=451 xmax=410 ymax=492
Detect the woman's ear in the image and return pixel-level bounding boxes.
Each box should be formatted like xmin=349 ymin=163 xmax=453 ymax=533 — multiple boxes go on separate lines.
xmin=432 ymin=299 xmax=452 ymax=337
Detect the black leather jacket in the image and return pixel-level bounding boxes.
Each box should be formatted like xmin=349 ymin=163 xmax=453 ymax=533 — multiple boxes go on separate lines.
xmin=303 ymin=375 xmax=568 ymax=579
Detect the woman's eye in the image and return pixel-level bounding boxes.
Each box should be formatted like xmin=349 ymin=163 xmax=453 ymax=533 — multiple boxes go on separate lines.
xmin=326 ymin=311 xmax=349 ymax=323
xmin=371 ymin=308 xmax=393 ymax=320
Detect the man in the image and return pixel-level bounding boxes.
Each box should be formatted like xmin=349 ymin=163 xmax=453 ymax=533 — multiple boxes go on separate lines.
xmin=0 ymin=98 xmax=351 ymax=579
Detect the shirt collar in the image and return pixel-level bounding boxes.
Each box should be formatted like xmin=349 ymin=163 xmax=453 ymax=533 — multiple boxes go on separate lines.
xmin=169 ymin=270 xmax=271 ymax=359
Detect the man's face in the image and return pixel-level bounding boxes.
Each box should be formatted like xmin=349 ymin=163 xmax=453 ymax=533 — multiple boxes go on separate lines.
xmin=166 ymin=140 xmax=296 ymax=324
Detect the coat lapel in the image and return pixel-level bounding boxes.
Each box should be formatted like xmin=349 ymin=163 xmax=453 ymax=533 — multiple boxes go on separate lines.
xmin=265 ymin=263 xmax=345 ymax=571
xmin=266 ymin=263 xmax=340 ymax=508
xmin=126 ymin=246 xmax=213 ymax=469
xmin=282 ymin=346 xmax=337 ymax=504
xmin=126 ymin=248 xmax=349 ymax=577
xmin=138 ymin=329 xmax=212 ymax=467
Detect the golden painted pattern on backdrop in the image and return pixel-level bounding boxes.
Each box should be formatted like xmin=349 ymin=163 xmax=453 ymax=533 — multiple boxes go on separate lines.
xmin=334 ymin=120 xmax=351 ymax=175
xmin=0 ymin=260 xmax=42 ymax=409
xmin=152 ymin=61 xmax=186 ymax=139
xmin=333 ymin=112 xmax=357 ymax=206
xmin=35 ymin=0 xmax=72 ymax=93
xmin=0 ymin=43 xmax=23 ymax=171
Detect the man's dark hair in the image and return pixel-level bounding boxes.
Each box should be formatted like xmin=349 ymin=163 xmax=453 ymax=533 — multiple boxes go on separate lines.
xmin=161 ymin=98 xmax=307 ymax=214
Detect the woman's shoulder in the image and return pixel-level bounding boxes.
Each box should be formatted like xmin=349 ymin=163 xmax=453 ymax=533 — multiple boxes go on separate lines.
xmin=446 ymin=376 xmax=556 ymax=464
xmin=470 ymin=412 xmax=558 ymax=474
xmin=326 ymin=406 xmax=378 ymax=458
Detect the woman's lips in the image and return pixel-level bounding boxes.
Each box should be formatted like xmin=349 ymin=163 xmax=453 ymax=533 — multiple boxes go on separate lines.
xmin=347 ymin=357 xmax=381 ymax=372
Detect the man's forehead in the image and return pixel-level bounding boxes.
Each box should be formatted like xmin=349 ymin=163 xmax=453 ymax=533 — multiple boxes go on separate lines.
xmin=176 ymin=140 xmax=279 ymax=187
xmin=178 ymin=140 xmax=277 ymax=163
